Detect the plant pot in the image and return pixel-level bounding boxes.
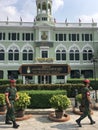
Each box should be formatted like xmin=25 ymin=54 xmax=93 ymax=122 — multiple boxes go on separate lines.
xmin=0 ymin=105 xmax=6 ymax=112
xmin=49 ymin=112 xmax=70 ymax=122
xmin=55 ymin=110 xmax=63 ymax=118
xmin=15 ymin=110 xmax=25 ymax=118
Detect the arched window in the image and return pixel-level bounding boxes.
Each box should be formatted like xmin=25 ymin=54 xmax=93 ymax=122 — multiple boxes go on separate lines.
xmin=38 ymin=3 xmax=41 ymax=13
xmin=56 ymin=50 xmax=60 ymax=60
xmin=70 ymin=50 xmax=74 ymax=60
xmin=23 ymin=49 xmax=33 ymax=61
xmin=8 ymin=49 xmax=13 ymax=60
xmin=42 ymin=2 xmax=46 ymax=13
xmin=0 ymin=49 xmax=5 ymax=60
xmin=48 ymin=4 xmax=51 ymax=14
xmin=70 ymin=48 xmax=80 ymax=61
xmin=75 ymin=50 xmax=79 ymax=60
xmin=62 ymin=50 xmax=66 ymax=60
xmin=83 ymin=49 xmax=93 ymax=60
xmin=14 ymin=50 xmax=19 ymax=60
xmin=56 ymin=49 xmax=66 ymax=61
xmin=8 ymin=49 xmax=19 ymax=61
xmin=23 ymin=50 xmax=27 ymax=60
xmin=28 ymin=50 xmax=33 ymax=60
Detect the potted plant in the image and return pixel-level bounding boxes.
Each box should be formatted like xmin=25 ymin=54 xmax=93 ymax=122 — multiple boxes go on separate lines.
xmin=74 ymin=94 xmax=93 ymax=115
xmin=15 ymin=92 xmax=31 ymax=117
xmin=0 ymin=93 xmax=6 ymax=112
xmin=49 ymin=94 xmax=71 ymax=118
xmin=75 ymin=94 xmax=83 ymax=112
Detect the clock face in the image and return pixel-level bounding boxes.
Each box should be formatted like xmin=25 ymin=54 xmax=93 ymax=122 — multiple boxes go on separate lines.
xmin=41 ymin=31 xmax=48 ymax=40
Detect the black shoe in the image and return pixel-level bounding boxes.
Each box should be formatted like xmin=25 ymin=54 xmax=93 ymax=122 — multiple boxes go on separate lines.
xmin=76 ymin=119 xmax=82 ymax=127
xmin=90 ymin=121 xmax=95 ymax=125
xmin=5 ymin=121 xmax=12 ymax=125
xmin=13 ymin=124 xmax=20 ymax=129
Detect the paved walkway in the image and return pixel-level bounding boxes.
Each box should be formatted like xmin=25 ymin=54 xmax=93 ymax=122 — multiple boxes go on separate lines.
xmin=0 ymin=108 xmax=98 ymax=130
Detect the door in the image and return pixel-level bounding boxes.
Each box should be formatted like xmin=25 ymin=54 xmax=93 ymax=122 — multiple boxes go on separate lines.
xmin=38 ymin=75 xmax=51 ymax=84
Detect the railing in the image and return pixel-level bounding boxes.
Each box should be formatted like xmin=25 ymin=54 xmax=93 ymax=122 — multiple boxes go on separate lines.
xmin=36 ymin=58 xmax=53 ymax=63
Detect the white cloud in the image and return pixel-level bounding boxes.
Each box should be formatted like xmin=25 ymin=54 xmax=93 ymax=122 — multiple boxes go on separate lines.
xmin=53 ymin=0 xmax=64 ymax=13
xmin=0 ymin=0 xmax=19 ymax=21
xmin=0 ymin=0 xmax=64 ymax=22
xmin=78 ymin=13 xmax=98 ymax=23
xmin=0 ymin=0 xmax=98 ymax=24
xmin=0 ymin=0 xmax=17 ymax=6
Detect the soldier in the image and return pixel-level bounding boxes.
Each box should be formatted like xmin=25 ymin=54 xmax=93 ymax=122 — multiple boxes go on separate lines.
xmin=5 ymin=79 xmax=20 ymax=128
xmin=76 ymin=79 xmax=95 ymax=127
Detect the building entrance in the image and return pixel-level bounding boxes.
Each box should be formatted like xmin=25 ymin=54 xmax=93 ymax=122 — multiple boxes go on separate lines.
xmin=38 ymin=75 xmax=51 ymax=84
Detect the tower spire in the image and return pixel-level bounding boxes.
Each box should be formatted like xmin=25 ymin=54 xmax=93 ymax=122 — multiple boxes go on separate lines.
xmin=35 ymin=0 xmax=53 ymax=22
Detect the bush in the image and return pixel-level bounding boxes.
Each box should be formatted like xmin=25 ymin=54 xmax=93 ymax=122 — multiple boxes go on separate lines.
xmin=76 ymin=94 xmax=82 ymax=104
xmin=26 ymin=90 xmax=67 ymax=108
xmin=0 ymin=93 xmax=6 ymax=106
xmin=0 ymin=79 xmax=22 ymax=85
xmin=0 ymin=83 xmax=84 ymax=97
xmin=15 ymin=92 xmax=31 ymax=110
xmin=50 ymin=94 xmax=71 ymax=111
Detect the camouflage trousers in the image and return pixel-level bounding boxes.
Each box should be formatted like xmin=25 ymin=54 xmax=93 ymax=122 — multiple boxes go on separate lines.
xmin=6 ymin=100 xmax=15 ymax=121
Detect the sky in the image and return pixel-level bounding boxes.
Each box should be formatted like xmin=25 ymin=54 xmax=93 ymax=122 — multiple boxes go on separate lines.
xmin=0 ymin=0 xmax=98 ymax=23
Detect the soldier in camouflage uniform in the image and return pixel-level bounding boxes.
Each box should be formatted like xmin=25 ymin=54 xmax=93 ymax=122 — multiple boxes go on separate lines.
xmin=5 ymin=79 xmax=19 ymax=128
xmin=76 ymin=79 xmax=95 ymax=127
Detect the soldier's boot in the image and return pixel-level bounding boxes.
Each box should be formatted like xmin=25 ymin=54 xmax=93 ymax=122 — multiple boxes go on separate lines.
xmin=76 ymin=119 xmax=82 ymax=127
xmin=88 ymin=115 xmax=95 ymax=125
xmin=5 ymin=115 xmax=12 ymax=125
xmin=5 ymin=117 xmax=12 ymax=125
xmin=12 ymin=121 xmax=20 ymax=128
xmin=76 ymin=114 xmax=87 ymax=127
xmin=5 ymin=120 xmax=12 ymax=125
xmin=90 ymin=121 xmax=95 ymax=125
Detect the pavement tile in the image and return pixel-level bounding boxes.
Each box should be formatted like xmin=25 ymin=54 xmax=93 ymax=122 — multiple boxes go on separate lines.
xmin=0 ymin=109 xmax=98 ymax=130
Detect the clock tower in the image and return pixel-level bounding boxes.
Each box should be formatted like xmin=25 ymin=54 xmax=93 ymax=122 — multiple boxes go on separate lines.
xmin=35 ymin=0 xmax=54 ymax=22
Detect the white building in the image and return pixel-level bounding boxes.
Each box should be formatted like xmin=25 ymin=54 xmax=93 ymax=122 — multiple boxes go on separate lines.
xmin=0 ymin=0 xmax=98 ymax=84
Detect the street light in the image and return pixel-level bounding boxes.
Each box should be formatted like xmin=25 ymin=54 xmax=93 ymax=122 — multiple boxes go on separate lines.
xmin=91 ymin=55 xmax=98 ymax=102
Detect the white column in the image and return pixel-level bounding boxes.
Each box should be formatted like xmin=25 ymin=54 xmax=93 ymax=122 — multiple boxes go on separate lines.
xmin=64 ymin=76 xmax=67 ymax=83
xmin=23 ymin=76 xmax=25 ymax=84
xmin=35 ymin=76 xmax=38 ymax=84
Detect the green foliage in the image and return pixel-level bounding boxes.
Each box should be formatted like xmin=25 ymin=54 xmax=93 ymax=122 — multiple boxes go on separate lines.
xmin=15 ymin=92 xmax=31 ymax=110
xmin=26 ymin=90 xmax=66 ymax=108
xmin=0 ymin=93 xmax=6 ymax=106
xmin=76 ymin=94 xmax=82 ymax=104
xmin=50 ymin=94 xmax=71 ymax=111
xmin=0 ymin=83 xmax=84 ymax=97
xmin=0 ymin=79 xmax=22 ymax=85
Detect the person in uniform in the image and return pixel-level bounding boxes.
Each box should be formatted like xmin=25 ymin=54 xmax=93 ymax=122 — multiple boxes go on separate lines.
xmin=76 ymin=79 xmax=95 ymax=127
xmin=5 ymin=79 xmax=20 ymax=128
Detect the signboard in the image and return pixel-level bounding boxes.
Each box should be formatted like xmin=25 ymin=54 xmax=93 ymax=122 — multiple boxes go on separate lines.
xmin=35 ymin=42 xmax=53 ymax=47
xmin=19 ymin=64 xmax=71 ymax=76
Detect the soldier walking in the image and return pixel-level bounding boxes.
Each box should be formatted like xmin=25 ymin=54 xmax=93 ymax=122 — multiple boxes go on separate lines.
xmin=76 ymin=79 xmax=95 ymax=127
xmin=5 ymin=79 xmax=20 ymax=128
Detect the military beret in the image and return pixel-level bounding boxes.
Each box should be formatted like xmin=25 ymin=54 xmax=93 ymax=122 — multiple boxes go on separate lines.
xmin=10 ymin=79 xmax=16 ymax=83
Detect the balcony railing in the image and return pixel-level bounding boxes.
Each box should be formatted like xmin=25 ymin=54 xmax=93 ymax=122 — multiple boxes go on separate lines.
xmin=36 ymin=58 xmax=53 ymax=63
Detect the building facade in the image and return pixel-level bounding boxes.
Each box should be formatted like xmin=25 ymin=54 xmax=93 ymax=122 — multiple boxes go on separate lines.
xmin=0 ymin=0 xmax=98 ymax=84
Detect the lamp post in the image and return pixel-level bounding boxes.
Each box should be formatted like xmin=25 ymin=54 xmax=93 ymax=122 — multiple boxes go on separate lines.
xmin=91 ymin=55 xmax=98 ymax=102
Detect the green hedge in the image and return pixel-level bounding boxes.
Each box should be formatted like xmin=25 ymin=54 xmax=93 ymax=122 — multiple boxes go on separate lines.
xmin=0 ymin=79 xmax=22 ymax=85
xmin=22 ymin=90 xmax=67 ymax=108
xmin=67 ymin=79 xmax=98 ymax=90
xmin=0 ymin=83 xmax=83 ymax=97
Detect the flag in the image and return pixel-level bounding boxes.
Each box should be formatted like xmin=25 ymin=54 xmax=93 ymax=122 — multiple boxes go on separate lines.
xmin=79 ymin=18 xmax=81 ymax=23
xmin=20 ymin=17 xmax=22 ymax=22
xmin=65 ymin=18 xmax=67 ymax=23
xmin=92 ymin=18 xmax=94 ymax=23
xmin=54 ymin=18 xmax=56 ymax=23
xmin=7 ymin=16 xmax=9 ymax=21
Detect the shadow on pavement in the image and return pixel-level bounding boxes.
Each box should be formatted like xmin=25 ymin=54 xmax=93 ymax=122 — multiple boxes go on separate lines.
xmin=50 ymin=122 xmax=78 ymax=130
